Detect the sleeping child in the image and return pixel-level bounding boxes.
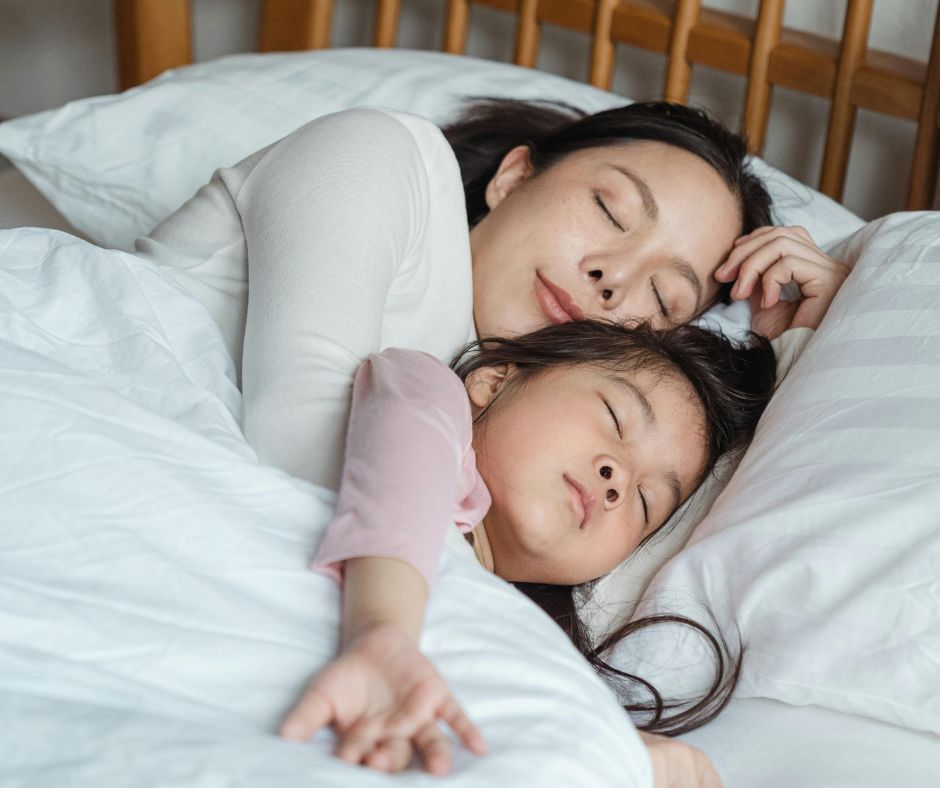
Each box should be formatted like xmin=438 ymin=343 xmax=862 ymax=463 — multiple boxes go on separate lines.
xmin=275 ymin=317 xmax=780 ymax=780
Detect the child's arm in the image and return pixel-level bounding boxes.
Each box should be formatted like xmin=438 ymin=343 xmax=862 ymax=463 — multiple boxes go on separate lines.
xmin=279 ymin=349 xmax=489 ymax=774
xmin=311 ymin=348 xmax=490 ymax=592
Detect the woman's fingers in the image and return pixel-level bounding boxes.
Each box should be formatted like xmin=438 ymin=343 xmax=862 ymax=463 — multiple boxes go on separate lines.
xmin=414 ymin=721 xmax=454 ymax=776
xmin=278 ymin=688 xmax=334 ymax=742
xmin=730 ymin=238 xmax=827 ymax=300
xmin=718 ymin=226 xmax=819 ymax=284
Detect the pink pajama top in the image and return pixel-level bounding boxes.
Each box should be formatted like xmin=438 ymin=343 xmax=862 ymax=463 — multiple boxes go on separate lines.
xmin=311 ymin=348 xmax=492 ymax=590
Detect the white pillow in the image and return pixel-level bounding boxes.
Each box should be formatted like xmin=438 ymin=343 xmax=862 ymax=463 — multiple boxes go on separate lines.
xmin=0 ymin=48 xmax=862 ymax=252
xmin=607 ymin=212 xmax=940 ymax=736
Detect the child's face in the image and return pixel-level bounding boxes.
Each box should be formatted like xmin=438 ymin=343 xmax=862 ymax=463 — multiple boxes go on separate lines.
xmin=468 ymin=363 xmax=707 ymax=585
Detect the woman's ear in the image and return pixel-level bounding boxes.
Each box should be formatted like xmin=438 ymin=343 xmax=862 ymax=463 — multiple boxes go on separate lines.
xmin=465 ymin=364 xmax=514 ymax=413
xmin=484 ymin=145 xmax=533 ymax=210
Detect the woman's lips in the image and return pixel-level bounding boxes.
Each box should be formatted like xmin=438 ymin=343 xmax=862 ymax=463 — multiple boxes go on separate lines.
xmin=535 ymin=273 xmax=585 ymax=325
xmin=564 ymin=474 xmax=595 ymax=529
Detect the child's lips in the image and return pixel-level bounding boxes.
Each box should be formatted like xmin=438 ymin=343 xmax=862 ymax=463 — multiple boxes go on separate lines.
xmin=563 ymin=474 xmax=595 ymax=528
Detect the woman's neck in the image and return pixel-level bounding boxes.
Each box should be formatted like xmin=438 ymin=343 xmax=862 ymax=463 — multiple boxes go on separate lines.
xmin=467 ymin=520 xmax=495 ymax=573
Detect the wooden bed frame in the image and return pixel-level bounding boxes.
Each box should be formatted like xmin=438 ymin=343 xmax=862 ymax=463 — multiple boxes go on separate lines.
xmin=114 ymin=0 xmax=940 ymax=211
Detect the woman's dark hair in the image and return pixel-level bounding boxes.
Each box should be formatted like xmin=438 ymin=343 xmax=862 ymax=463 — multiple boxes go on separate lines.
xmin=451 ymin=318 xmax=777 ymax=735
xmin=442 ymin=98 xmax=773 ymax=305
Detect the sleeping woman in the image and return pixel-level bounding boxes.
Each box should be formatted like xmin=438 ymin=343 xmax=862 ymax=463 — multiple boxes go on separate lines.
xmin=278 ymin=318 xmax=778 ymax=781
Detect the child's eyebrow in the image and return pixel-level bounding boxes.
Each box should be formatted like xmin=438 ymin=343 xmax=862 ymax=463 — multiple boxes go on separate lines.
xmin=602 ymin=373 xmax=655 ymax=427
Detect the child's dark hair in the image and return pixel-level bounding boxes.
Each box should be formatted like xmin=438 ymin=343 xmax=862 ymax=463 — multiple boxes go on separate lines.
xmin=451 ymin=319 xmax=777 ymax=735
xmin=442 ymin=98 xmax=773 ymax=305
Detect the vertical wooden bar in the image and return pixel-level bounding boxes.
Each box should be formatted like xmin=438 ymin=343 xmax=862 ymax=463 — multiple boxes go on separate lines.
xmin=515 ymin=0 xmax=541 ymax=68
xmin=589 ymin=0 xmax=618 ymax=89
xmin=373 ymin=0 xmax=401 ymax=48
xmin=443 ymin=0 xmax=472 ymax=54
xmin=258 ymin=0 xmax=334 ymax=51
xmin=742 ymin=0 xmax=786 ymax=152
xmin=907 ymin=5 xmax=940 ymax=209
xmin=819 ymin=0 xmax=874 ymax=201
xmin=663 ymin=0 xmax=701 ymax=103
xmin=114 ymin=0 xmax=192 ymax=90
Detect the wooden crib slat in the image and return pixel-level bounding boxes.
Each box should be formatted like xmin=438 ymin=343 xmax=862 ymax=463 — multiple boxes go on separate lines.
xmin=908 ymin=6 xmax=940 ymax=210
xmin=589 ymin=0 xmax=618 ymax=89
xmin=259 ymin=0 xmax=334 ymax=51
xmin=114 ymin=0 xmax=192 ymax=90
xmin=443 ymin=0 xmax=472 ymax=54
xmin=374 ymin=0 xmax=402 ymax=48
xmin=742 ymin=0 xmax=785 ymax=153
xmin=819 ymin=0 xmax=874 ymax=202
xmin=663 ymin=0 xmax=701 ymax=103
xmin=514 ymin=0 xmax=541 ymax=68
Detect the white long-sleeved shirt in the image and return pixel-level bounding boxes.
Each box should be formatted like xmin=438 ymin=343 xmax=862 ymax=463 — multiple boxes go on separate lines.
xmin=135 ymin=108 xmax=476 ymax=490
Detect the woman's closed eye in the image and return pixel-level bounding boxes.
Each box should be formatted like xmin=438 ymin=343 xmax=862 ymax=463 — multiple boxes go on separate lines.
xmin=651 ymin=278 xmax=670 ymax=320
xmin=593 ymin=192 xmax=625 ymax=232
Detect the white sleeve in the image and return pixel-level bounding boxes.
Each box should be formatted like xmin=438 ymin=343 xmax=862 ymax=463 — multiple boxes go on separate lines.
xmin=232 ymin=108 xmax=435 ymax=490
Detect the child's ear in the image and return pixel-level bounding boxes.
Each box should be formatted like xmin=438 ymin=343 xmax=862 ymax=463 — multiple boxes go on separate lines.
xmin=484 ymin=145 xmax=533 ymax=210
xmin=466 ymin=364 xmax=514 ymax=411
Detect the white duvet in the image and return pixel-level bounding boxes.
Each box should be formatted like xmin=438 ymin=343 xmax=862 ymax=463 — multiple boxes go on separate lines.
xmin=0 ymin=228 xmax=651 ymax=787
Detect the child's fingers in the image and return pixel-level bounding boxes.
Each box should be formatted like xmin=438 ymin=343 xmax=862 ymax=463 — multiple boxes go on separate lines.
xmin=364 ymin=737 xmax=414 ymax=773
xmin=278 ymin=690 xmax=333 ymax=742
xmin=414 ymin=721 xmax=453 ymax=776
xmin=336 ymin=715 xmax=386 ymax=765
xmin=440 ymin=696 xmax=487 ymax=755
xmin=384 ymin=682 xmax=439 ymax=740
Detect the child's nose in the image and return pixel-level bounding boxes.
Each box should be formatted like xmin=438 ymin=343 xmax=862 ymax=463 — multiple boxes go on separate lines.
xmin=598 ymin=463 xmax=626 ymax=506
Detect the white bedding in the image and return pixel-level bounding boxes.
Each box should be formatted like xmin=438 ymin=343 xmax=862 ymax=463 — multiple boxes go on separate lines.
xmin=0 ymin=227 xmax=650 ymax=787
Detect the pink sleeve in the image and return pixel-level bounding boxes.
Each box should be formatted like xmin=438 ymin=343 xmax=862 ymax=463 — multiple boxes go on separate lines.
xmin=311 ymin=348 xmax=490 ymax=591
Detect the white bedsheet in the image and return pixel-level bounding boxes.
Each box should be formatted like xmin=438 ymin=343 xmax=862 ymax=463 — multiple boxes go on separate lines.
xmin=0 ymin=227 xmax=650 ymax=787
xmin=680 ymin=698 xmax=940 ymax=787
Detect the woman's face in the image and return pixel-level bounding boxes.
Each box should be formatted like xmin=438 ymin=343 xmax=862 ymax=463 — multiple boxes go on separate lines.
xmin=469 ymin=141 xmax=742 ymax=338
xmin=467 ymin=362 xmax=707 ymax=585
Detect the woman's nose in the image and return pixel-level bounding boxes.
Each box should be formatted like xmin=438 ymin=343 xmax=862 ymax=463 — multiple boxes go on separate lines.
xmin=585 ymin=260 xmax=632 ymax=313
xmin=596 ymin=459 xmax=628 ymax=510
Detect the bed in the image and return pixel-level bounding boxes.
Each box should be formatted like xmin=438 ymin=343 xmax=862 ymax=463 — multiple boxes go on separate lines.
xmin=1 ymin=2 xmax=939 ymax=786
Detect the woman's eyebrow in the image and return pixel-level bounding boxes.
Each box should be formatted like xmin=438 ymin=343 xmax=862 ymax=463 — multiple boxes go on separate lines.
xmin=670 ymin=255 xmax=704 ymax=311
xmin=607 ymin=165 xmax=658 ymax=221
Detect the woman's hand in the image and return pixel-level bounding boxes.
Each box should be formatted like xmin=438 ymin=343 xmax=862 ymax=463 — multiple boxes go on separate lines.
xmin=715 ymin=225 xmax=850 ymax=340
xmin=279 ymin=622 xmax=487 ymax=775
xmin=640 ymin=731 xmax=723 ymax=788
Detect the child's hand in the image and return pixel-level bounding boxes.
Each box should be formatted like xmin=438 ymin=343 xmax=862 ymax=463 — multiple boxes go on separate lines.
xmin=278 ymin=622 xmax=487 ymax=775
xmin=640 ymin=731 xmax=723 ymax=787
xmin=715 ymin=225 xmax=850 ymax=340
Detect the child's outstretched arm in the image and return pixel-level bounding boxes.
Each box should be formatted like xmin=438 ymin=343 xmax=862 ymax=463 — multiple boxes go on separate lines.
xmin=279 ymin=349 xmax=489 ymax=774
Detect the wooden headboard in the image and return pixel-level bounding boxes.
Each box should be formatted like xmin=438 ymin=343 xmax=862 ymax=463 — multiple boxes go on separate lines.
xmin=113 ymin=0 xmax=940 ymax=212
